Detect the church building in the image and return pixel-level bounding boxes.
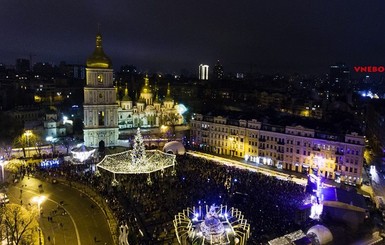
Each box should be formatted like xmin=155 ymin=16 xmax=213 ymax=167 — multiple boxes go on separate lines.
xmin=83 ymin=33 xmax=119 ymax=147
xmin=117 ymin=76 xmax=184 ymax=129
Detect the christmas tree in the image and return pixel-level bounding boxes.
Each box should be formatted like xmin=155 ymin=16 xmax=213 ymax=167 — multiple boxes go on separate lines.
xmin=131 ymin=128 xmax=146 ymax=166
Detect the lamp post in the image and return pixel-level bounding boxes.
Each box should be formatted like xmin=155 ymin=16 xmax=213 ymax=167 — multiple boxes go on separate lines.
xmin=38 ymin=227 xmax=42 ymax=245
xmin=32 ymin=196 xmax=46 ymax=217
xmin=0 ymin=160 xmax=7 ymax=182
xmin=160 ymin=125 xmax=168 ymax=140
xmin=229 ymin=137 xmax=237 ymax=157
xmin=24 ymin=130 xmax=32 ymax=157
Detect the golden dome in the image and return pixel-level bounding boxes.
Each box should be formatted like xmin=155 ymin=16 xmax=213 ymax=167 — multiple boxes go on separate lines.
xmin=86 ymin=33 xmax=112 ymax=69
xmin=141 ymin=75 xmax=152 ymax=94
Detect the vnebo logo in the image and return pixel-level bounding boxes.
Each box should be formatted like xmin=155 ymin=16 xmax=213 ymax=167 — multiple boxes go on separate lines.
xmin=354 ymin=66 xmax=385 ymax=73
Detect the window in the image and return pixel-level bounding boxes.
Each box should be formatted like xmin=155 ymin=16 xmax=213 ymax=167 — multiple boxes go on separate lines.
xmin=98 ymin=111 xmax=105 ymax=126
xmin=97 ymin=74 xmax=103 ymax=83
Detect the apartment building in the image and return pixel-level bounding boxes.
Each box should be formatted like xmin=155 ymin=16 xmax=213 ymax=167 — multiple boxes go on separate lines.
xmin=190 ymin=114 xmax=365 ymax=185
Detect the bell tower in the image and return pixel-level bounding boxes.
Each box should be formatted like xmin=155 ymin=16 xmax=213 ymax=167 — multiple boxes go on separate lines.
xmin=83 ymin=33 xmax=119 ymax=147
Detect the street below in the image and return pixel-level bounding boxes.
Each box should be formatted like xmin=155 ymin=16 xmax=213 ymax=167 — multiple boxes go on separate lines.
xmin=6 ymin=176 xmax=114 ymax=245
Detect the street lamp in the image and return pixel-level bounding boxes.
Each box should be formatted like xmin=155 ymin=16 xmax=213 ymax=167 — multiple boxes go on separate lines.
xmin=24 ymin=130 xmax=32 ymax=147
xmin=0 ymin=160 xmax=7 ymax=182
xmin=160 ymin=125 xmax=168 ymax=139
xmin=24 ymin=130 xmax=32 ymax=157
xmin=228 ymin=137 xmax=237 ymax=157
xmin=38 ymin=227 xmax=42 ymax=245
xmin=31 ymin=196 xmax=46 ymax=217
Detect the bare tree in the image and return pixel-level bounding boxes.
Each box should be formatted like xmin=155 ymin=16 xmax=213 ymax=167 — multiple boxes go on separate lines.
xmin=13 ymin=132 xmax=41 ymax=158
xmin=33 ymin=138 xmax=44 ymax=158
xmin=162 ymin=113 xmax=181 ymax=140
xmin=62 ymin=137 xmax=71 ymax=155
xmin=0 ymin=204 xmax=39 ymax=245
xmin=13 ymin=135 xmax=28 ymax=158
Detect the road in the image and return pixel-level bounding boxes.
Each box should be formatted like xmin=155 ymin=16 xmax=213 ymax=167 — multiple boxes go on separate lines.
xmin=369 ymin=164 xmax=385 ymax=198
xmin=6 ymin=176 xmax=113 ymax=245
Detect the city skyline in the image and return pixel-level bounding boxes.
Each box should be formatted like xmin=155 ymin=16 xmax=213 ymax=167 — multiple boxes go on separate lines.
xmin=1 ymin=1 xmax=385 ymax=74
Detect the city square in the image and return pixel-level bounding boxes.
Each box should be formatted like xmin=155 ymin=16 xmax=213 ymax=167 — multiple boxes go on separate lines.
xmin=1 ymin=1 xmax=385 ymax=244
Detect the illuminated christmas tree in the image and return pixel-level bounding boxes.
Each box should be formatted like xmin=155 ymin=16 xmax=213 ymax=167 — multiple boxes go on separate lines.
xmin=131 ymin=128 xmax=146 ymax=166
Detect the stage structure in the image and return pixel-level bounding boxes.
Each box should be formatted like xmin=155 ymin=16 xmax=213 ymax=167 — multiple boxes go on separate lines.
xmin=71 ymin=145 xmax=96 ymax=164
xmin=96 ymin=128 xmax=176 ymax=185
xmin=174 ymin=204 xmax=250 ymax=245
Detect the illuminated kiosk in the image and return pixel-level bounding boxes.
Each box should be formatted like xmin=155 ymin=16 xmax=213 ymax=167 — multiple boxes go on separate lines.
xmin=96 ymin=128 xmax=176 ymax=184
xmin=70 ymin=145 xmax=96 ymax=164
xmin=307 ymin=174 xmax=324 ymax=220
xmin=174 ymin=204 xmax=250 ymax=245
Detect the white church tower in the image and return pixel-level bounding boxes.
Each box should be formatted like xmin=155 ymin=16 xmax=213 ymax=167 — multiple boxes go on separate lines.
xmin=83 ymin=33 xmax=119 ymax=147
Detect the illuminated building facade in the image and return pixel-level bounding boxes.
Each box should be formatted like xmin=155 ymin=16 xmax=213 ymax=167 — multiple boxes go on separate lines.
xmin=117 ymin=78 xmax=184 ymax=129
xmin=83 ymin=33 xmax=119 ymax=147
xmin=190 ymin=114 xmax=365 ymax=185
xmin=199 ymin=64 xmax=209 ymax=80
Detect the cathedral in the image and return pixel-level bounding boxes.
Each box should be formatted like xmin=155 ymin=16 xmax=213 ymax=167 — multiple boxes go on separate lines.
xmin=83 ymin=33 xmax=184 ymax=147
xmin=117 ymin=76 xmax=184 ymax=129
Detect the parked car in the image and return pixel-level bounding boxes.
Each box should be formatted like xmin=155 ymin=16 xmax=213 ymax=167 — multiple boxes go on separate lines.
xmin=0 ymin=193 xmax=9 ymax=205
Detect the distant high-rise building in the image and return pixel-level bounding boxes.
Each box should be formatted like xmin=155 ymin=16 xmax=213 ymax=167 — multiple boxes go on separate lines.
xmin=329 ymin=63 xmax=350 ymax=86
xmin=16 ymin=59 xmax=30 ymax=73
xmin=199 ymin=64 xmax=209 ymax=80
xmin=59 ymin=62 xmax=85 ymax=79
xmin=213 ymin=60 xmax=224 ymax=80
xmin=33 ymin=62 xmax=54 ymax=77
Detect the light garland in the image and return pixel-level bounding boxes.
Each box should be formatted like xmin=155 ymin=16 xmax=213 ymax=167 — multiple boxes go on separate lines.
xmin=97 ymin=149 xmax=176 ymax=174
xmin=96 ymin=128 xmax=176 ymax=174
xmin=174 ymin=204 xmax=250 ymax=245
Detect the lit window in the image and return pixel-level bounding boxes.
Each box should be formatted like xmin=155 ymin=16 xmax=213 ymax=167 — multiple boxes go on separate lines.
xmin=97 ymin=74 xmax=103 ymax=83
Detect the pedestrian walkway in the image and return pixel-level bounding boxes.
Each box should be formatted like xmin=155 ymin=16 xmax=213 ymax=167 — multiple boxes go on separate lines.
xmin=188 ymin=150 xmax=377 ymax=195
xmin=188 ymin=151 xmax=307 ymax=186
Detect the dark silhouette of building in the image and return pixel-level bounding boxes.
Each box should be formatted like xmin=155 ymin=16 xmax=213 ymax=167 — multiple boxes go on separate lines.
xmin=59 ymin=62 xmax=85 ymax=79
xmin=16 ymin=58 xmax=30 ymax=73
xmin=329 ymin=63 xmax=350 ymax=88
xmin=213 ymin=60 xmax=224 ymax=80
xmin=366 ymin=99 xmax=385 ymax=155
xmin=33 ymin=62 xmax=55 ymax=78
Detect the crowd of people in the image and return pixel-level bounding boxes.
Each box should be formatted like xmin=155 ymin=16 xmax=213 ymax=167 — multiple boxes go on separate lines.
xmin=19 ymin=153 xmax=310 ymax=244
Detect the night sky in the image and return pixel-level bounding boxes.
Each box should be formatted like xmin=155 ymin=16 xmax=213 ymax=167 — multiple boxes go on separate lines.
xmin=1 ymin=0 xmax=385 ymax=74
